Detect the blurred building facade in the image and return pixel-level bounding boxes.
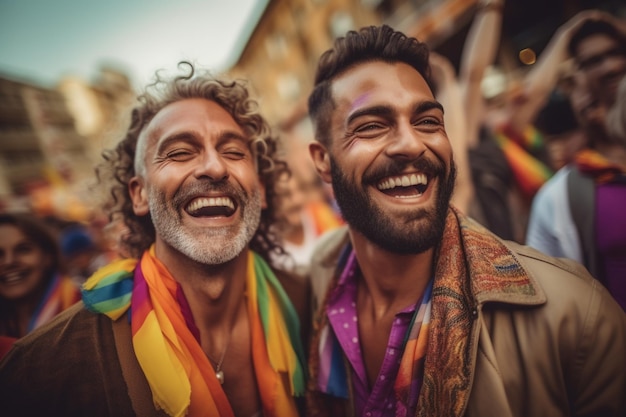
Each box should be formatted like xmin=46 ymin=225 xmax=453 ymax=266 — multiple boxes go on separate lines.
xmin=2 ymin=0 xmax=625 ymax=220
xmin=227 ymin=0 xmax=625 ymax=146
xmin=0 ymin=68 xmax=134 ymax=220
xmin=227 ymin=0 xmax=480 ymax=142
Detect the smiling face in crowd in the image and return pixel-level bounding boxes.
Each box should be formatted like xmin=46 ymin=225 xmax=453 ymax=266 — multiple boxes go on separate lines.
xmin=311 ymin=61 xmax=456 ymax=254
xmin=129 ymin=98 xmax=265 ymax=266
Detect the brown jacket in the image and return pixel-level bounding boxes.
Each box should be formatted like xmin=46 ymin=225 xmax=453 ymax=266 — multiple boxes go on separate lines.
xmin=308 ymin=210 xmax=626 ymax=417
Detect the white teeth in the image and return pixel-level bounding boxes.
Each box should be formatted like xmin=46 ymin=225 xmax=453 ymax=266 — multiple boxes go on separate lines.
xmin=377 ymin=173 xmax=427 ymax=190
xmin=1 ymin=272 xmax=24 ymax=283
xmin=187 ymin=197 xmax=235 ymax=212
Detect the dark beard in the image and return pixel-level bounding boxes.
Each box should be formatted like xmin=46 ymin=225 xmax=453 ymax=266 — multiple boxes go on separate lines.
xmin=330 ymin=155 xmax=456 ymax=254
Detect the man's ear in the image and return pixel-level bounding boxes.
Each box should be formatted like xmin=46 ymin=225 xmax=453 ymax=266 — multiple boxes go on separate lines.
xmin=128 ymin=177 xmax=149 ymax=216
xmin=309 ymin=142 xmax=332 ymax=184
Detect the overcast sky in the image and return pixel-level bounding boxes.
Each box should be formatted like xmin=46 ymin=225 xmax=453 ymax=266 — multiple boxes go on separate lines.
xmin=0 ymin=0 xmax=268 ymax=89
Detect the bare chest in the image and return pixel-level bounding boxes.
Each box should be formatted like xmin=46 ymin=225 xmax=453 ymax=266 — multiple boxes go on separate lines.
xmin=358 ymin=314 xmax=396 ymax=387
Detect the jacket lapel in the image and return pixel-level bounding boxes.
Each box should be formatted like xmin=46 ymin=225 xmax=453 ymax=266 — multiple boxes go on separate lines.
xmin=418 ymin=208 xmax=542 ymax=417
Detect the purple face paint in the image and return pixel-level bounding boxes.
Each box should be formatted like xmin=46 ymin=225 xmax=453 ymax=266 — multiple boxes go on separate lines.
xmin=350 ymin=93 xmax=370 ymax=113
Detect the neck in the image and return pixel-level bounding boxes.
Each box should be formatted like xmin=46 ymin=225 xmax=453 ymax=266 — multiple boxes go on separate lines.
xmin=349 ymin=228 xmax=434 ymax=318
xmin=169 ymin=249 xmax=250 ymax=361
xmin=154 ymin=241 xmax=250 ymax=326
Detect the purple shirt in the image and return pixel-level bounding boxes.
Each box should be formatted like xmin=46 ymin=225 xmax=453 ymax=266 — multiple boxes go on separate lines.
xmin=595 ymin=182 xmax=626 ymax=311
xmin=326 ymin=252 xmax=417 ymax=417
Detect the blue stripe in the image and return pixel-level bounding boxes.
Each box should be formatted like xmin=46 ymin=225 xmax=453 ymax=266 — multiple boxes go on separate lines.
xmin=326 ymin=335 xmax=349 ymax=398
xmin=81 ymin=278 xmax=133 ymax=307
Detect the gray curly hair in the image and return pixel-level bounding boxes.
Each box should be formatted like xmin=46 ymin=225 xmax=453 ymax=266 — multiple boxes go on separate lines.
xmin=96 ymin=61 xmax=288 ymax=261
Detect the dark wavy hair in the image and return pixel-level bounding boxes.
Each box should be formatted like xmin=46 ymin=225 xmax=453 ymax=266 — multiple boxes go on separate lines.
xmin=308 ymin=24 xmax=433 ymax=146
xmin=96 ymin=61 xmax=288 ymax=261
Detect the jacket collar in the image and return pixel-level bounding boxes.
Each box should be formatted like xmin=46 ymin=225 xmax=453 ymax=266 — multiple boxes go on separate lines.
xmin=318 ymin=208 xmax=547 ymax=308
xmin=452 ymin=208 xmax=547 ymax=307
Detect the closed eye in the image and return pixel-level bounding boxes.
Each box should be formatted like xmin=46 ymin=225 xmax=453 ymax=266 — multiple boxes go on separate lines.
xmin=416 ymin=117 xmax=441 ymax=125
xmin=413 ymin=116 xmax=444 ymax=132
xmin=164 ymin=148 xmax=195 ymax=161
xmin=222 ymin=149 xmax=247 ymax=160
xmin=353 ymin=122 xmax=388 ymax=138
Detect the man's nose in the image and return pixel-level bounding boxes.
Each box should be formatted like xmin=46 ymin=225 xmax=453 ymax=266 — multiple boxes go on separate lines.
xmin=193 ymin=150 xmax=229 ymax=181
xmin=384 ymin=123 xmax=427 ymax=160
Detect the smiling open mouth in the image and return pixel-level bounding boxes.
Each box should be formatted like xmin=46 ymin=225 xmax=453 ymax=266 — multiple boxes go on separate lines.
xmin=185 ymin=197 xmax=236 ymax=217
xmin=0 ymin=271 xmax=27 ymax=285
xmin=376 ymin=173 xmax=428 ymax=197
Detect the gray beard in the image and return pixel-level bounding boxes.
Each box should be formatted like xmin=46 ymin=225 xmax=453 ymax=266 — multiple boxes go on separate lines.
xmin=148 ymin=185 xmax=262 ymax=265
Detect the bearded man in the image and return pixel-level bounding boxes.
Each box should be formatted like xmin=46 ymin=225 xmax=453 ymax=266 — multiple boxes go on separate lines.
xmin=0 ymin=62 xmax=308 ymax=417
xmin=305 ymin=25 xmax=626 ymax=417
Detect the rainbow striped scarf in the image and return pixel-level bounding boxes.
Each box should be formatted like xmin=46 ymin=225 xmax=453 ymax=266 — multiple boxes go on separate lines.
xmin=81 ymin=247 xmax=305 ymax=417
xmin=493 ymin=124 xmax=553 ymax=200
xmin=29 ymin=273 xmax=80 ymax=333
xmin=574 ymin=148 xmax=626 ymax=183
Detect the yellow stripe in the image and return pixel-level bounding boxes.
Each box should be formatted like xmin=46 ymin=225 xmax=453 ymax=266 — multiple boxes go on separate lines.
xmin=82 ymin=258 xmax=137 ymax=290
xmin=134 ymin=311 xmax=190 ymax=417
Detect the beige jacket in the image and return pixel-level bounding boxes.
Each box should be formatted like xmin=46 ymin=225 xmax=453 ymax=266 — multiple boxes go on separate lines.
xmin=308 ymin=210 xmax=626 ymax=417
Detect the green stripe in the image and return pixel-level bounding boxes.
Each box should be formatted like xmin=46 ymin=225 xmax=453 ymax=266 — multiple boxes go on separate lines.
xmin=88 ymin=293 xmax=132 ymax=314
xmin=253 ymin=253 xmax=306 ymax=393
xmin=94 ymin=270 xmax=133 ymax=288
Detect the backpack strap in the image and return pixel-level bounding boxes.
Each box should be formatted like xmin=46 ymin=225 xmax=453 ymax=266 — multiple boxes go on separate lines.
xmin=112 ymin=314 xmax=165 ymax=416
xmin=566 ymin=167 xmax=599 ymax=279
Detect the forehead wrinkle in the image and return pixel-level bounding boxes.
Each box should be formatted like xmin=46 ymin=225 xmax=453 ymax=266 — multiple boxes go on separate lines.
xmin=219 ymin=129 xmax=249 ymax=146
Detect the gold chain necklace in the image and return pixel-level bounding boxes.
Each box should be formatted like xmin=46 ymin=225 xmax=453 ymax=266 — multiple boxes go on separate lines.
xmin=207 ymin=307 xmax=241 ymax=385
xmin=206 ymin=295 xmax=246 ymax=385
xmin=207 ymin=328 xmax=232 ymax=385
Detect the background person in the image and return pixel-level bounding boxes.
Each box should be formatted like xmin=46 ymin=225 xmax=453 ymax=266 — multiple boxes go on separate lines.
xmin=533 ymin=89 xmax=588 ymax=171
xmin=527 ymin=12 xmax=626 ymax=310
xmin=271 ymin=169 xmax=343 ymax=280
xmin=0 ymin=212 xmax=80 ymax=340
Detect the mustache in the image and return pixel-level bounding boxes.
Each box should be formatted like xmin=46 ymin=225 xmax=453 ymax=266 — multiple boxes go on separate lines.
xmin=362 ymin=157 xmax=446 ymax=184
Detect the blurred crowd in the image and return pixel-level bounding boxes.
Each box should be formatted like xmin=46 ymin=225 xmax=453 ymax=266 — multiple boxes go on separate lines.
xmin=0 ymin=212 xmax=122 ymax=352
